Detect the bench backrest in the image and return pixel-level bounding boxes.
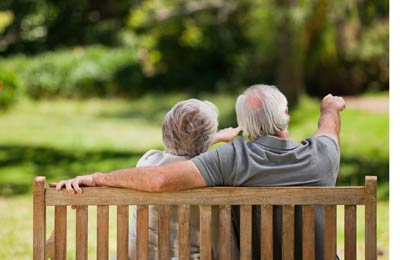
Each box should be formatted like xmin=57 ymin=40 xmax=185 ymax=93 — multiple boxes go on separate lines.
xmin=33 ymin=176 xmax=377 ymax=260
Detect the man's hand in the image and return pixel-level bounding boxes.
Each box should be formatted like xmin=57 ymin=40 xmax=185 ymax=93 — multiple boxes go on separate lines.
xmin=213 ymin=127 xmax=242 ymax=144
xmin=321 ymin=94 xmax=346 ymax=113
xmin=49 ymin=173 xmax=98 ymax=194
xmin=314 ymin=94 xmax=346 ymax=145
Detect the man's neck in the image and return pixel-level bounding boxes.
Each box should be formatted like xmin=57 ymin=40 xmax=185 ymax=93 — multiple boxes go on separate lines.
xmin=275 ymin=129 xmax=289 ymax=139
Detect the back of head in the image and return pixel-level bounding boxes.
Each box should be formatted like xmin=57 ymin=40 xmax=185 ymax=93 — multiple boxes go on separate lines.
xmin=162 ymin=99 xmax=219 ymax=158
xmin=235 ymin=84 xmax=289 ymax=140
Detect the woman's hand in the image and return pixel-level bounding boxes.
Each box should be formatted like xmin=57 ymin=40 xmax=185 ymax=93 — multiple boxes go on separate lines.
xmin=213 ymin=127 xmax=242 ymax=144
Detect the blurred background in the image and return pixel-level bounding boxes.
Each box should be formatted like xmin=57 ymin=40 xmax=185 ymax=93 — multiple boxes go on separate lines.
xmin=0 ymin=0 xmax=389 ymax=259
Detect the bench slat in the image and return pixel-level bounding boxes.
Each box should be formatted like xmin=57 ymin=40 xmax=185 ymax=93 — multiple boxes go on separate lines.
xmin=158 ymin=205 xmax=170 ymax=259
xmin=282 ymin=205 xmax=294 ymax=260
xmin=46 ymin=187 xmax=365 ymax=206
xmin=55 ymin=206 xmax=67 ymax=260
xmin=345 ymin=205 xmax=356 ymax=260
xmin=365 ymin=176 xmax=377 ymax=260
xmin=117 ymin=205 xmax=129 ymax=260
xmin=218 ymin=205 xmax=232 ymax=260
xmin=261 ymin=205 xmax=273 ymax=260
xmin=200 ymin=205 xmax=212 ymax=260
xmin=76 ymin=206 xmax=88 ymax=260
xmin=33 ymin=177 xmax=46 ymax=260
xmin=137 ymin=205 xmax=149 ymax=259
xmin=97 ymin=206 xmax=109 ymax=260
xmin=178 ymin=205 xmax=191 ymax=259
xmin=302 ymin=205 xmax=315 ymax=260
xmin=324 ymin=205 xmax=337 ymax=260
xmin=240 ymin=205 xmax=252 ymax=260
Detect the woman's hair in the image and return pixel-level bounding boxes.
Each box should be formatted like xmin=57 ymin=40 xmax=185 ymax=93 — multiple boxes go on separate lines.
xmin=235 ymin=84 xmax=289 ymax=140
xmin=162 ymin=99 xmax=218 ymax=158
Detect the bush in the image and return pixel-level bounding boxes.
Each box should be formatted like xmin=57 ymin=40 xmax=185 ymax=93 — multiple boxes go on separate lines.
xmin=0 ymin=67 xmax=21 ymax=110
xmin=0 ymin=46 xmax=145 ymax=100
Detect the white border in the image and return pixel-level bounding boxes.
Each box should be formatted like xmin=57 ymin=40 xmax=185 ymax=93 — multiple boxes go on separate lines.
xmin=389 ymin=0 xmax=399 ymax=258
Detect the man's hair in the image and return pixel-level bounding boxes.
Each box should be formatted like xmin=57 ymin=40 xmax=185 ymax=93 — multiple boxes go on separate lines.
xmin=162 ymin=99 xmax=218 ymax=158
xmin=235 ymin=84 xmax=289 ymax=140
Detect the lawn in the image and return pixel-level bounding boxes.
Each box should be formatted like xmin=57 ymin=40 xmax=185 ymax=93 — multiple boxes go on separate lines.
xmin=0 ymin=93 xmax=389 ymax=258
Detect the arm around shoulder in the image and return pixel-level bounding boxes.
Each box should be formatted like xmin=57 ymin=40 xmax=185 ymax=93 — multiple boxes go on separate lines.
xmin=94 ymin=160 xmax=207 ymax=192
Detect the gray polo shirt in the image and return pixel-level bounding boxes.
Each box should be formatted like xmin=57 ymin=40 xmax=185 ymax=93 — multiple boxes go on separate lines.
xmin=192 ymin=135 xmax=340 ymax=260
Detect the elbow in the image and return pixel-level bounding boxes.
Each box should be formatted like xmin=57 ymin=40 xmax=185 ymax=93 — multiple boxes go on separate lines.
xmin=147 ymin=174 xmax=169 ymax=192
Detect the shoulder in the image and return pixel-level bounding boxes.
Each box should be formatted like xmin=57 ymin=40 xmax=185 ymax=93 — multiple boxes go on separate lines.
xmin=137 ymin=150 xmax=186 ymax=167
xmin=305 ymin=135 xmax=339 ymax=153
xmin=303 ymin=135 xmax=340 ymax=170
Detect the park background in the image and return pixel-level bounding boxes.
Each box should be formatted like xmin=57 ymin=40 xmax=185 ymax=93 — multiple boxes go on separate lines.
xmin=0 ymin=0 xmax=389 ymax=259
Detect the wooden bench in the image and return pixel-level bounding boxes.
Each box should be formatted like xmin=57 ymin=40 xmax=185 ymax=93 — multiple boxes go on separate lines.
xmin=33 ymin=176 xmax=377 ymax=260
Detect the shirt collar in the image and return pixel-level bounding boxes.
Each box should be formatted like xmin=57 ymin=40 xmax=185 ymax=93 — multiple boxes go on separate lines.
xmin=253 ymin=135 xmax=299 ymax=150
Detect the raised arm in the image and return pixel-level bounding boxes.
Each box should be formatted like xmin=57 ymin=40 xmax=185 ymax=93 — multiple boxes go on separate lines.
xmin=51 ymin=160 xmax=206 ymax=193
xmin=314 ymin=94 xmax=346 ymax=145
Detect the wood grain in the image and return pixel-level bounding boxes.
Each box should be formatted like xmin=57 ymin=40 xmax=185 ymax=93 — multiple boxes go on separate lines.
xmin=97 ymin=205 xmax=109 ymax=260
xmin=46 ymin=187 xmax=365 ymax=206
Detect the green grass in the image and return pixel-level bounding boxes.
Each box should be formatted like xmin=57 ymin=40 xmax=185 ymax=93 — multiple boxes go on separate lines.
xmin=0 ymin=93 xmax=389 ymax=258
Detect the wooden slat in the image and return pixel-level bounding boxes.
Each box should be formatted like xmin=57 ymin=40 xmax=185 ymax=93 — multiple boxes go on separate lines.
xmin=365 ymin=176 xmax=377 ymax=260
xmin=199 ymin=205 xmax=212 ymax=260
xmin=137 ymin=205 xmax=149 ymax=259
xmin=282 ymin=205 xmax=294 ymax=260
xmin=178 ymin=205 xmax=191 ymax=259
xmin=261 ymin=205 xmax=273 ymax=260
xmin=324 ymin=205 xmax=337 ymax=260
xmin=76 ymin=206 xmax=88 ymax=260
xmin=158 ymin=205 xmax=170 ymax=260
xmin=218 ymin=205 xmax=232 ymax=260
xmin=33 ymin=176 xmax=46 ymax=260
xmin=240 ymin=205 xmax=252 ymax=260
xmin=55 ymin=206 xmax=67 ymax=260
xmin=46 ymin=187 xmax=365 ymax=206
xmin=302 ymin=206 xmax=315 ymax=260
xmin=46 ymin=231 xmax=55 ymax=259
xmin=97 ymin=205 xmax=109 ymax=260
xmin=345 ymin=205 xmax=356 ymax=260
xmin=117 ymin=205 xmax=129 ymax=260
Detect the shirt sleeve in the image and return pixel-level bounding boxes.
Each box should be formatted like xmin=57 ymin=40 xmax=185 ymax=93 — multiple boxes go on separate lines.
xmin=314 ymin=135 xmax=341 ymax=181
xmin=191 ymin=141 xmax=238 ymax=186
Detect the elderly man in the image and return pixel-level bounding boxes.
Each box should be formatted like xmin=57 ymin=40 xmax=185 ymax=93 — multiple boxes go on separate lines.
xmin=54 ymin=84 xmax=345 ymax=259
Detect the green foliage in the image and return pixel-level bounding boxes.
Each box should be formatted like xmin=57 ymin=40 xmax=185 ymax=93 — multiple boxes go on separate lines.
xmin=0 ymin=66 xmax=22 ymax=110
xmin=0 ymin=0 xmax=389 ymax=102
xmin=0 ymin=46 xmax=144 ymax=100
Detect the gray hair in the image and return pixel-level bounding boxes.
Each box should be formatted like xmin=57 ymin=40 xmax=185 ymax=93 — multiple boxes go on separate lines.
xmin=162 ymin=99 xmax=219 ymax=158
xmin=235 ymin=84 xmax=289 ymax=140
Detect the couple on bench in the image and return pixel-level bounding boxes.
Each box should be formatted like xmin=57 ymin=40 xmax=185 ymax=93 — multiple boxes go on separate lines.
xmin=53 ymin=84 xmax=345 ymax=259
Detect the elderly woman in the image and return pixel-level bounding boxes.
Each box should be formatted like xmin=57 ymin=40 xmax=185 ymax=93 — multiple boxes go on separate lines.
xmin=128 ymin=99 xmax=241 ymax=260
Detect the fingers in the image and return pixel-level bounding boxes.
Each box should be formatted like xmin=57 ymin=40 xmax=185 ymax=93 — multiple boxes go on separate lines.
xmin=56 ymin=180 xmax=66 ymax=191
xmin=65 ymin=180 xmax=74 ymax=193
xmin=322 ymin=94 xmax=346 ymax=112
xmin=53 ymin=179 xmax=82 ymax=194
xmin=72 ymin=180 xmax=82 ymax=194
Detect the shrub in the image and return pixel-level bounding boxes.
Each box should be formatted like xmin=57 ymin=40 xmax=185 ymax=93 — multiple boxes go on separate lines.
xmin=0 ymin=67 xmax=22 ymax=110
xmin=1 ymin=46 xmax=144 ymax=100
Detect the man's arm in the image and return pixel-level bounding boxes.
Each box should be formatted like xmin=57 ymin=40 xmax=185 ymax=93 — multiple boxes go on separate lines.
xmin=314 ymin=94 xmax=346 ymax=145
xmin=52 ymin=160 xmax=206 ymax=193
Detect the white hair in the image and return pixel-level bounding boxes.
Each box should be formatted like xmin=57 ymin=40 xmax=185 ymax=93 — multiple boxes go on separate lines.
xmin=235 ymin=84 xmax=289 ymax=140
xmin=162 ymin=99 xmax=219 ymax=158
